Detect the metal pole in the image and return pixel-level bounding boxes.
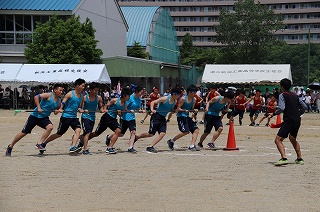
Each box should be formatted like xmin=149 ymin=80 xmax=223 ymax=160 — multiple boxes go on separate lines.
xmin=307 ymin=27 xmax=310 ymax=85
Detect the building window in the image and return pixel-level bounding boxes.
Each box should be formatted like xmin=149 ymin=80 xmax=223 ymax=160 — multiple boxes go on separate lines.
xmin=0 ymin=14 xmax=65 ymax=45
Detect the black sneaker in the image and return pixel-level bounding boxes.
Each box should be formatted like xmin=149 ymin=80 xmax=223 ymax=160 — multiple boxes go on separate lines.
xmin=128 ymin=147 xmax=137 ymax=153
xmin=106 ymin=147 xmax=116 ymax=154
xmin=82 ymin=149 xmax=91 ymax=155
xmin=188 ymin=146 xmax=200 ymax=151
xmin=239 ymin=119 xmax=242 ymax=126
xmin=35 ymin=143 xmax=46 ymax=151
xmin=167 ymin=139 xmax=174 ymax=150
xmin=77 ymin=139 xmax=84 ymax=148
xmin=146 ymin=146 xmax=157 ymax=153
xmin=75 ymin=146 xmax=83 ymax=153
xmin=197 ymin=142 xmax=203 ymax=148
xmin=106 ymin=135 xmax=111 ymax=146
xmin=249 ymin=122 xmax=255 ymax=126
xmin=5 ymin=145 xmax=12 ymax=156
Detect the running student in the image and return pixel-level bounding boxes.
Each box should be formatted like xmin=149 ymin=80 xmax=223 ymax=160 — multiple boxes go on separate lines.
xmin=268 ymin=78 xmax=307 ymax=166
xmin=167 ymin=85 xmax=200 ymax=151
xmin=5 ymin=84 xmax=64 ymax=156
xmin=36 ymin=78 xmax=86 ymax=154
xmin=244 ymin=89 xmax=264 ymax=126
xmin=256 ymin=93 xmax=277 ymax=127
xmin=198 ymin=91 xmax=235 ymax=149
xmin=166 ymin=91 xmax=184 ymax=123
xmin=77 ymin=83 xmax=104 ymax=155
xmin=191 ymin=88 xmax=203 ymax=122
xmin=106 ymin=86 xmax=145 ymax=153
xmin=227 ymin=90 xmax=248 ymax=126
xmin=87 ymin=87 xmax=131 ymax=154
xmin=135 ymin=87 xmax=182 ymax=153
xmin=199 ymin=85 xmax=220 ymax=124
xmin=140 ymin=87 xmax=160 ymax=124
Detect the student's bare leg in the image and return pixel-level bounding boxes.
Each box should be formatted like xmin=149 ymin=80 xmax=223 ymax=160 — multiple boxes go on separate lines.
xmin=44 ymin=133 xmax=62 ymax=144
xmin=136 ymin=132 xmax=153 ymax=140
xmin=258 ymin=116 xmax=266 ymax=125
xmin=8 ymin=132 xmax=27 ymax=148
xmin=210 ymin=127 xmax=223 ymax=143
xmin=172 ymin=132 xmax=189 ymax=142
xmin=83 ymin=133 xmax=90 ymax=150
xmin=108 ymin=128 xmax=121 ymax=148
xmin=199 ymin=132 xmax=209 ymax=144
xmin=149 ymin=132 xmax=166 ymax=147
xmin=71 ymin=127 xmax=81 ymax=146
xmin=274 ymin=135 xmax=286 ymax=158
xmin=289 ymin=134 xmax=302 ymax=159
xmin=129 ymin=130 xmax=136 ymax=148
xmin=38 ymin=124 xmax=53 ymax=144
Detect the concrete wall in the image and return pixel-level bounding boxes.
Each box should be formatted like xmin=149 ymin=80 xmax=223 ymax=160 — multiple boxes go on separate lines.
xmin=75 ymin=0 xmax=127 ymax=58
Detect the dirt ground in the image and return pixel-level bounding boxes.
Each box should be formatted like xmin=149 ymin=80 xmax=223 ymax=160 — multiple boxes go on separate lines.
xmin=1 ymin=109 xmax=320 ymax=212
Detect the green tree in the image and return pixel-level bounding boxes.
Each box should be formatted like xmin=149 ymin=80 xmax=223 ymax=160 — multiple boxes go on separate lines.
xmin=25 ymin=15 xmax=102 ymax=64
xmin=180 ymin=33 xmax=219 ymax=67
xmin=127 ymin=41 xmax=148 ymax=59
xmin=263 ymin=43 xmax=320 ymax=85
xmin=215 ymin=0 xmax=284 ymax=64
xmin=180 ymin=33 xmax=195 ymax=63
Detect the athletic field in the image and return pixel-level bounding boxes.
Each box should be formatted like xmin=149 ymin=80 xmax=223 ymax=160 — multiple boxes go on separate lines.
xmin=1 ymin=109 xmax=319 ymax=211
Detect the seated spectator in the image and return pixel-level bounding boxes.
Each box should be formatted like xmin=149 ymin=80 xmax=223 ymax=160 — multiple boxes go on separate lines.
xmin=3 ymin=87 xmax=11 ymax=99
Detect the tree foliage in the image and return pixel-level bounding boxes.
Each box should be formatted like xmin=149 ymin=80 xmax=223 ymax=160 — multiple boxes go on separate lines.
xmin=215 ymin=0 xmax=284 ymax=63
xmin=262 ymin=43 xmax=320 ymax=85
xmin=127 ymin=41 xmax=149 ymax=59
xmin=25 ymin=15 xmax=102 ymax=64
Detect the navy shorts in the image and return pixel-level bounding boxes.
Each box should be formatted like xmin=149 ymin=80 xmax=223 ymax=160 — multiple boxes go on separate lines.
xmin=204 ymin=114 xmax=222 ymax=133
xmin=231 ymin=108 xmax=245 ymax=119
xmin=277 ymin=120 xmax=301 ymax=139
xmin=81 ymin=118 xmax=95 ymax=135
xmin=95 ymin=113 xmax=120 ymax=136
xmin=148 ymin=113 xmax=167 ymax=135
xmin=22 ymin=115 xmax=52 ymax=134
xmin=263 ymin=112 xmax=272 ymax=118
xmin=249 ymin=108 xmax=260 ymax=117
xmin=57 ymin=117 xmax=81 ymax=135
xmin=177 ymin=116 xmax=198 ymax=133
xmin=120 ymin=119 xmax=136 ymax=134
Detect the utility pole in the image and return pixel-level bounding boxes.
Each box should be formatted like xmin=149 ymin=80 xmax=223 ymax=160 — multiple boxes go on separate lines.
xmin=307 ymin=26 xmax=310 ymax=85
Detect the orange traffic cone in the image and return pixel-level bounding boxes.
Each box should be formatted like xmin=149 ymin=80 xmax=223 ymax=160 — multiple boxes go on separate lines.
xmin=223 ymin=121 xmax=239 ymax=151
xmin=276 ymin=114 xmax=282 ymax=125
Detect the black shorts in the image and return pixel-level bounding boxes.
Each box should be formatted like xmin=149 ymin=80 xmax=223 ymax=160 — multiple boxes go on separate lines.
xmin=81 ymin=118 xmax=95 ymax=135
xmin=120 ymin=119 xmax=136 ymax=134
xmin=277 ymin=120 xmax=301 ymax=139
xmin=204 ymin=114 xmax=222 ymax=134
xmin=95 ymin=113 xmax=120 ymax=136
xmin=177 ymin=116 xmax=198 ymax=133
xmin=57 ymin=117 xmax=81 ymax=135
xmin=231 ymin=108 xmax=245 ymax=119
xmin=22 ymin=115 xmax=52 ymax=134
xmin=249 ymin=108 xmax=260 ymax=117
xmin=194 ymin=105 xmax=200 ymax=110
xmin=148 ymin=113 xmax=167 ymax=135
xmin=263 ymin=112 xmax=272 ymax=118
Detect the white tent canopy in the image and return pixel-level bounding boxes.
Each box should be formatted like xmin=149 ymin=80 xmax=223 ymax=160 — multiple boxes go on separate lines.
xmin=0 ymin=64 xmax=23 ymax=82
xmin=15 ymin=64 xmax=111 ymax=83
xmin=202 ymin=64 xmax=292 ymax=84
